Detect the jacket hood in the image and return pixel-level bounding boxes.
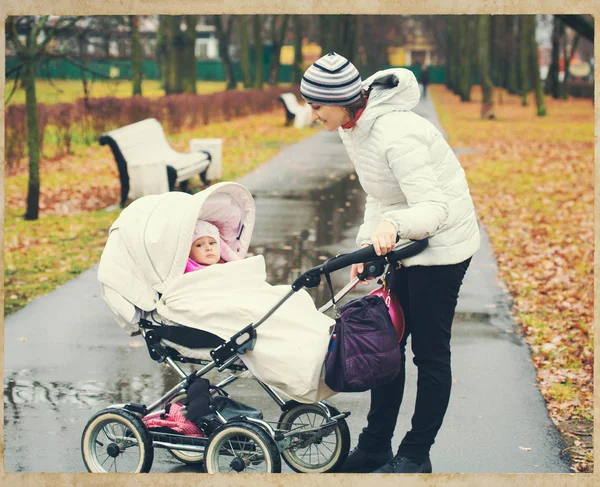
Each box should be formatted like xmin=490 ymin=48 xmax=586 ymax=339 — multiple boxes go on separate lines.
xmin=347 ymin=68 xmax=420 ymax=130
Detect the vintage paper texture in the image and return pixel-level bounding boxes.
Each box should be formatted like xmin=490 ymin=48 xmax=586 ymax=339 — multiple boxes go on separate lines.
xmin=0 ymin=0 xmax=598 ymax=486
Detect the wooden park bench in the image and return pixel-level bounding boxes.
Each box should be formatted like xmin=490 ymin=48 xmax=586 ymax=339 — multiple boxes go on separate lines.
xmin=277 ymin=93 xmax=314 ymax=128
xmin=99 ymin=118 xmax=214 ymax=207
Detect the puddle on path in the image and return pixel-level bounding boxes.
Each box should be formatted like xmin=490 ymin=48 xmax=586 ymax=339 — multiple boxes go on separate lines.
xmin=248 ymin=173 xmax=365 ymax=304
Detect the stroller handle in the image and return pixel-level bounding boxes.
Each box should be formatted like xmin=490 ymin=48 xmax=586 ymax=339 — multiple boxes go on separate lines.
xmin=291 ymin=238 xmax=429 ymax=291
xmin=323 ymin=238 xmax=429 ymax=274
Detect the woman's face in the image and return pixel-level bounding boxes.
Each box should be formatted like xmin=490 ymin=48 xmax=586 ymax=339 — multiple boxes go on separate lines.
xmin=190 ymin=236 xmax=221 ymax=265
xmin=309 ymin=104 xmax=351 ymax=131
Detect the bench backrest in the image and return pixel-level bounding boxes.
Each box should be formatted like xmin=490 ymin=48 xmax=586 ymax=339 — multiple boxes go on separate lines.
xmin=103 ymin=118 xmax=178 ymax=166
xmin=278 ymin=93 xmax=303 ymax=113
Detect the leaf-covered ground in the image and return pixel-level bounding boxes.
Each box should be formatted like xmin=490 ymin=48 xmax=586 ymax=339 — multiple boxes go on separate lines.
xmin=430 ymin=85 xmax=594 ymax=472
xmin=4 ymin=110 xmax=320 ymax=316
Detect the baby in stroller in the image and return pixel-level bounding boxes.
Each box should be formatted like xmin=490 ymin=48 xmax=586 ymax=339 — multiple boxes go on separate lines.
xmin=186 ymin=220 xmax=240 ymax=272
xmin=86 ymin=182 xmax=426 ymax=474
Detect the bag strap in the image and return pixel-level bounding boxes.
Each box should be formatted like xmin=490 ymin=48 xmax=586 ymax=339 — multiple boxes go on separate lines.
xmin=322 ymin=260 xmax=340 ymax=318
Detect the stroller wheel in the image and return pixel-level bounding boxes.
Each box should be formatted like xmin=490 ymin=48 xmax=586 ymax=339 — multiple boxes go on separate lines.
xmin=204 ymin=421 xmax=281 ymax=474
xmin=167 ymin=448 xmax=205 ymax=466
xmin=81 ymin=407 xmax=154 ymax=473
xmin=277 ymin=403 xmax=350 ymax=473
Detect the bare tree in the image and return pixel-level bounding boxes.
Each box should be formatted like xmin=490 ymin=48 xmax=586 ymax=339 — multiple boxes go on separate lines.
xmin=457 ymin=16 xmax=473 ymax=101
xmin=518 ymin=16 xmax=530 ymax=106
xmin=561 ymin=26 xmax=580 ymax=99
xmin=445 ymin=16 xmax=458 ymax=93
xmin=182 ymin=15 xmax=197 ymax=94
xmin=239 ymin=16 xmax=253 ymax=88
xmin=6 ymin=16 xmax=79 ymax=220
xmin=478 ymin=15 xmax=494 ymax=118
xmin=214 ymin=15 xmax=237 ymax=90
xmin=253 ymin=15 xmax=264 ymax=89
xmin=359 ymin=16 xmax=402 ymax=74
xmin=545 ymin=16 xmax=561 ymax=98
xmin=506 ymin=16 xmax=519 ymax=95
xmin=268 ymin=15 xmax=289 ymax=86
xmin=527 ymin=16 xmax=547 ymax=115
xmin=291 ymin=16 xmax=304 ymax=85
xmin=130 ymin=15 xmax=143 ymax=95
xmin=319 ymin=15 xmax=358 ymax=64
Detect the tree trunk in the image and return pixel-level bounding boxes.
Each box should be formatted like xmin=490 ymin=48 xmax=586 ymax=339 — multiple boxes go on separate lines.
xmin=174 ymin=16 xmax=185 ymax=94
xmin=518 ymin=16 xmax=530 ymax=106
xmin=446 ymin=16 xmax=459 ymax=93
xmin=253 ymin=15 xmax=264 ymax=89
xmin=361 ymin=16 xmax=393 ymax=76
xmin=161 ymin=16 xmax=184 ymax=94
xmin=319 ymin=16 xmax=358 ymax=64
xmin=478 ymin=15 xmax=494 ymax=118
xmin=157 ymin=16 xmax=170 ymax=92
xmin=561 ymin=29 xmax=580 ymax=99
xmin=268 ymin=15 xmax=289 ymax=86
xmin=445 ymin=16 xmax=453 ymax=90
xmin=507 ymin=16 xmax=519 ymax=95
xmin=182 ymin=15 xmax=197 ymax=94
xmin=545 ymin=16 xmax=561 ymax=98
xmin=23 ymin=55 xmax=40 ymax=220
xmin=166 ymin=17 xmax=177 ymax=94
xmin=77 ymin=33 xmax=91 ymax=108
xmin=130 ymin=15 xmax=143 ymax=96
xmin=490 ymin=16 xmax=502 ymax=89
xmin=527 ymin=16 xmax=547 ymax=116
xmin=291 ymin=16 xmax=303 ymax=85
xmin=239 ymin=16 xmax=253 ymax=88
xmin=457 ymin=16 xmax=471 ymax=101
xmin=215 ymin=15 xmax=237 ymax=90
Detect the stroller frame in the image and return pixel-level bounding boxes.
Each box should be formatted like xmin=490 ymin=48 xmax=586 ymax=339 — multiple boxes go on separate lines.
xmin=82 ymin=239 xmax=428 ymax=474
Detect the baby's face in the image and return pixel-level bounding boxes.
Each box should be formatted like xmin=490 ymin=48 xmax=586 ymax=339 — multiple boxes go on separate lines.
xmin=190 ymin=236 xmax=221 ymax=265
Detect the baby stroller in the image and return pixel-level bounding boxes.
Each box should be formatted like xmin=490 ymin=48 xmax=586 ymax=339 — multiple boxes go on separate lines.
xmin=81 ymin=182 xmax=427 ymax=474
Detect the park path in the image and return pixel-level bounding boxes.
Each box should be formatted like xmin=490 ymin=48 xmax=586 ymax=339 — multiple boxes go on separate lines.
xmin=3 ymin=95 xmax=571 ymax=473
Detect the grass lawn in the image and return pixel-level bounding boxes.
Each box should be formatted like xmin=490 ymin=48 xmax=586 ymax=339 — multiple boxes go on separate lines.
xmin=430 ymin=84 xmax=594 ymax=472
xmin=4 ymin=110 xmax=321 ymax=316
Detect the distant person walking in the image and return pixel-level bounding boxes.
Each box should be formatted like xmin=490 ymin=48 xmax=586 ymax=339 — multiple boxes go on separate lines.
xmin=419 ymin=65 xmax=430 ymax=98
xmin=300 ymin=52 xmax=480 ymax=474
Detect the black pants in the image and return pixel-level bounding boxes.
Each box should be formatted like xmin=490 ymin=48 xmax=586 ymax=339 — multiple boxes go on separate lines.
xmin=357 ymin=258 xmax=471 ymax=462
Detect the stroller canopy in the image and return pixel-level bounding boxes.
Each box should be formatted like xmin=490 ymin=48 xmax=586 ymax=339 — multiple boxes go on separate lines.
xmin=98 ymin=182 xmax=255 ymax=323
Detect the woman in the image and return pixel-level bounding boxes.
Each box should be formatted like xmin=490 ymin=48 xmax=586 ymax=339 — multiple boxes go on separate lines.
xmin=300 ymin=52 xmax=480 ymax=473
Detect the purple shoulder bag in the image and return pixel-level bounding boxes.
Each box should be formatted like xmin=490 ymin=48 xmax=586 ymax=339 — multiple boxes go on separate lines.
xmin=323 ymin=273 xmax=403 ymax=393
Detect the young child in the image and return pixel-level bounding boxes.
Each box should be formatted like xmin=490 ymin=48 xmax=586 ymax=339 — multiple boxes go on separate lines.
xmin=185 ymin=220 xmax=239 ymax=273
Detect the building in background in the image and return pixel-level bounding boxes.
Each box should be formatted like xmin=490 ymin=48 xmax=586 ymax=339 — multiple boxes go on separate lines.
xmin=388 ymin=17 xmax=440 ymax=67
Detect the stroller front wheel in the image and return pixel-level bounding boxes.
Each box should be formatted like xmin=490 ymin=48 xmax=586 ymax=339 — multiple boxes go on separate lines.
xmin=81 ymin=407 xmax=154 ymax=473
xmin=278 ymin=402 xmax=350 ymax=473
xmin=204 ymin=421 xmax=281 ymax=474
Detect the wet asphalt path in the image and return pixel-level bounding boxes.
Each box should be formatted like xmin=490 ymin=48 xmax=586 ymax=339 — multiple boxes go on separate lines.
xmin=3 ymin=96 xmax=570 ymax=473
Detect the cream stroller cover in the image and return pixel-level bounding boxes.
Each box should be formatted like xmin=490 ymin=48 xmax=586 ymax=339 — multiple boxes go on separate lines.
xmin=98 ymin=182 xmax=336 ymax=403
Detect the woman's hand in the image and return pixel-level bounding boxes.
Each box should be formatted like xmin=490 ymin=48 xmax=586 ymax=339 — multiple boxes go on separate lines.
xmin=370 ymin=220 xmax=397 ymax=256
xmin=350 ymin=244 xmax=371 ymax=286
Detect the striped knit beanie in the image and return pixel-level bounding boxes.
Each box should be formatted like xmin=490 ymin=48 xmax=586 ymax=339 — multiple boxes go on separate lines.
xmin=300 ymin=52 xmax=362 ymax=106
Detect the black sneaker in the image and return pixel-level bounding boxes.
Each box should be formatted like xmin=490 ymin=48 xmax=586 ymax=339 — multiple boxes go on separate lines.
xmin=372 ymin=454 xmax=432 ymax=473
xmin=338 ymin=447 xmax=393 ymax=473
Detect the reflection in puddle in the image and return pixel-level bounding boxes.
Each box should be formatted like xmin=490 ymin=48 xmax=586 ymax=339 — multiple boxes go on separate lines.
xmin=249 ymin=173 xmax=365 ymax=305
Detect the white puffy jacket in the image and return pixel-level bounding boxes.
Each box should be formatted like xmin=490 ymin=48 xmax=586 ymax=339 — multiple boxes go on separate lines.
xmin=338 ymin=68 xmax=480 ymax=266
